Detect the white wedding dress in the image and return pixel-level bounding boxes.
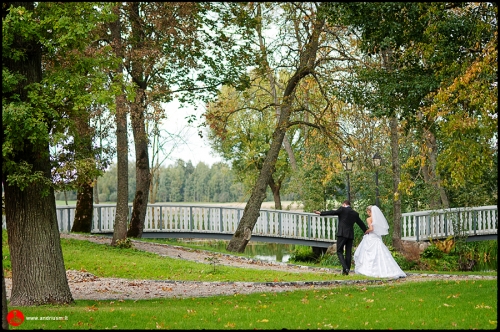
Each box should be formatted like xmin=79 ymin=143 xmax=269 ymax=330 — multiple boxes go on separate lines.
xmin=353 ymin=206 xmax=406 ymax=278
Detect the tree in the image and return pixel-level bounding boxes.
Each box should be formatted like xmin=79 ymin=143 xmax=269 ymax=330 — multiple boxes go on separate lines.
xmin=102 ymin=2 xmax=255 ymax=238
xmin=206 ymin=81 xmax=294 ymax=209
xmin=68 ymin=76 xmax=115 ymax=233
xmin=415 ymin=5 xmax=497 ymax=207
xmin=226 ymin=2 xmax=355 ymax=252
xmin=70 ymin=117 xmax=96 ymax=233
xmin=2 ymin=2 xmax=113 ymax=306
xmin=109 ymin=3 xmax=129 ymax=245
xmin=323 ymin=2 xmax=497 ymax=249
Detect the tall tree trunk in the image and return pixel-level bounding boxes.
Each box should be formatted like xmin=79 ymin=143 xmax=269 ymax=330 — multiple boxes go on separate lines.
xmin=127 ymin=90 xmax=151 ymax=238
xmin=227 ymin=11 xmax=326 ymax=252
xmin=4 ymin=174 xmax=73 ymax=306
xmin=4 ymin=150 xmax=73 ymax=306
xmin=268 ymin=177 xmax=282 ymax=210
xmin=149 ymin=161 xmax=160 ymax=204
xmin=422 ymin=124 xmax=450 ymax=209
xmin=381 ymin=48 xmax=404 ymax=251
xmin=110 ymin=4 xmax=129 ymax=246
xmin=126 ymin=2 xmax=151 ymax=238
xmin=3 ymin=1 xmax=73 ymax=306
xmin=71 ymin=183 xmax=93 ymax=233
xmin=72 ymin=116 xmax=94 ymax=233
xmin=389 ymin=115 xmax=403 ymax=251
xmin=112 ymin=93 xmax=130 ymax=245
xmin=226 ymin=122 xmax=287 ymax=252
xmin=149 ymin=129 xmax=161 ymax=204
xmin=93 ymin=179 xmax=99 ymax=204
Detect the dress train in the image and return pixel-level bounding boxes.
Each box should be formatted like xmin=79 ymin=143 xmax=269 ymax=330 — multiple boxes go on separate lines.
xmin=354 ymin=233 xmax=406 ymax=278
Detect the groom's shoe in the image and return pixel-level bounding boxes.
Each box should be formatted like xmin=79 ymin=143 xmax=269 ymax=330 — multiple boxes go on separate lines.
xmin=342 ymin=269 xmax=349 ymax=276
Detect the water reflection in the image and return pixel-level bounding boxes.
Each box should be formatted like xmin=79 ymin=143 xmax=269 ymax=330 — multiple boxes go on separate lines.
xmin=244 ymin=243 xmax=292 ymax=263
xmin=179 ymin=239 xmax=294 ymax=263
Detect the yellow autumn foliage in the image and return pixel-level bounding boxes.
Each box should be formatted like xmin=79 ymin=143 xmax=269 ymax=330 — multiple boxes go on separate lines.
xmin=429 ymin=235 xmax=455 ymax=254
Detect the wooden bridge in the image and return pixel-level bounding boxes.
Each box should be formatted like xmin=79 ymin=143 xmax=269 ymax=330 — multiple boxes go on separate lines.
xmin=401 ymin=205 xmax=498 ymax=242
xmin=47 ymin=204 xmax=498 ymax=248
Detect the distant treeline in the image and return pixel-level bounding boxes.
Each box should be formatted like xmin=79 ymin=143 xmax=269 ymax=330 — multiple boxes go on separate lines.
xmin=55 ymin=160 xmax=297 ymax=204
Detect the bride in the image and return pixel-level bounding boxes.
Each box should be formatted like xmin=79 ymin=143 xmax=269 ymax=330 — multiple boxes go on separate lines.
xmin=353 ymin=205 xmax=406 ymax=278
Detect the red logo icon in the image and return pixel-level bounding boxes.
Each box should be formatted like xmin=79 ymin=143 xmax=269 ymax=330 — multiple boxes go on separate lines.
xmin=7 ymin=309 xmax=25 ymax=326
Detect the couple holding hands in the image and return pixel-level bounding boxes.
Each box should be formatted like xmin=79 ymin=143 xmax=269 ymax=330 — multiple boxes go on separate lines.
xmin=314 ymin=200 xmax=406 ymax=278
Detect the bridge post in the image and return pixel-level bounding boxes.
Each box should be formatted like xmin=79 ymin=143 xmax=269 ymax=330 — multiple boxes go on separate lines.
xmin=159 ymin=206 xmax=162 ymax=230
xmin=97 ymin=206 xmax=102 ymax=232
xmin=415 ymin=215 xmax=419 ymax=241
xmin=220 ymin=207 xmax=224 ymax=232
xmin=278 ymin=212 xmax=282 ymax=236
xmin=444 ymin=213 xmax=448 ymax=237
xmin=307 ymin=215 xmax=311 ymax=238
xmin=474 ymin=210 xmax=479 ymax=236
xmin=426 ymin=215 xmax=430 ymax=239
xmin=189 ymin=206 xmax=193 ymax=231
xmin=266 ymin=211 xmax=270 ymax=234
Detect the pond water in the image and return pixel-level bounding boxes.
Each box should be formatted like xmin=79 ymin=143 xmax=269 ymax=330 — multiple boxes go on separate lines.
xmin=244 ymin=243 xmax=293 ymax=263
xmin=179 ymin=239 xmax=295 ymax=263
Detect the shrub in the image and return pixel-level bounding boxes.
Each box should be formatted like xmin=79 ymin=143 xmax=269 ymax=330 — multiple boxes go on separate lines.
xmin=429 ymin=235 xmax=455 ymax=253
xmin=115 ymin=238 xmax=133 ymax=249
xmin=421 ymin=245 xmax=444 ymax=259
xmin=289 ymin=246 xmax=316 ymax=263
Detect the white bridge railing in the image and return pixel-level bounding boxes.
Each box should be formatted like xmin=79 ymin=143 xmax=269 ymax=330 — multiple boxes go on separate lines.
xmin=3 ymin=204 xmax=496 ymax=243
xmin=54 ymin=204 xmax=339 ymax=244
xmin=401 ymin=205 xmax=498 ymax=241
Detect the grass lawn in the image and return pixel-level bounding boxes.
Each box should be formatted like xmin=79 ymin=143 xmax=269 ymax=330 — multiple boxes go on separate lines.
xmin=7 ymin=279 xmax=498 ymax=330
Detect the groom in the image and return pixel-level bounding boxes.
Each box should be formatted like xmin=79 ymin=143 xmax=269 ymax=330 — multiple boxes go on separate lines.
xmin=314 ymin=200 xmax=367 ymax=275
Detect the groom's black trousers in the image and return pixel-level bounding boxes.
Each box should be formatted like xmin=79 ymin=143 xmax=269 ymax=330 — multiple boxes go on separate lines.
xmin=336 ymin=236 xmax=353 ymax=272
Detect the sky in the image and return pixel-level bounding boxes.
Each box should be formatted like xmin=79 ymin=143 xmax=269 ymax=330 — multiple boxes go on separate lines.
xmin=158 ymin=100 xmax=224 ymax=167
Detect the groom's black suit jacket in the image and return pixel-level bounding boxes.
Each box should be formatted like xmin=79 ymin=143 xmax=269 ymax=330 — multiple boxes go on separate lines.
xmin=319 ymin=206 xmax=367 ymax=239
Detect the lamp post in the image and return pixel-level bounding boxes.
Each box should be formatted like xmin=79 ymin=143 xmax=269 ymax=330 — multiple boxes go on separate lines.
xmin=372 ymin=152 xmax=382 ymax=206
xmin=341 ymin=157 xmax=353 ymax=202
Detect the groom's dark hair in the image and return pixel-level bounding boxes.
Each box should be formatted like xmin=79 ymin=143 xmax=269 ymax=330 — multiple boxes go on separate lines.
xmin=343 ymin=200 xmax=351 ymax=206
